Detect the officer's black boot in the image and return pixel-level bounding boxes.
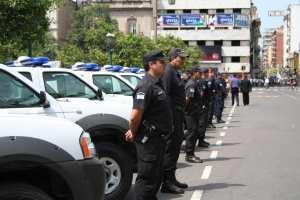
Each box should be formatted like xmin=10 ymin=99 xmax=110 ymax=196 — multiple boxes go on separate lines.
xmin=161 ymin=181 xmax=185 ymax=194
xmin=171 ymin=172 xmax=188 ymax=189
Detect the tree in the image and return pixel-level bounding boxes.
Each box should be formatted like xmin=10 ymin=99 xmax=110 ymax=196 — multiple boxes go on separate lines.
xmin=0 ymin=0 xmax=60 ymax=56
xmin=156 ymin=35 xmax=187 ymax=55
xmin=69 ymin=4 xmax=119 ymax=51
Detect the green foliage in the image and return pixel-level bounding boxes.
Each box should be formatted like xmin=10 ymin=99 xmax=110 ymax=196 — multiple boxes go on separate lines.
xmin=69 ymin=4 xmax=119 ymax=51
xmin=57 ymin=44 xmax=85 ymax=67
xmin=156 ymin=35 xmax=187 ymax=55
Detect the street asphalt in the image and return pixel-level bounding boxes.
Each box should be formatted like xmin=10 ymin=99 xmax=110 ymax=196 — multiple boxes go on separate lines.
xmin=125 ymin=86 xmax=300 ymax=200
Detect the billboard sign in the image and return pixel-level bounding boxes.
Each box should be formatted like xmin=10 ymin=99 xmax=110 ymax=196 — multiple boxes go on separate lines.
xmin=216 ymin=14 xmax=234 ymax=26
xmin=180 ymin=14 xmax=205 ymax=27
xmin=200 ymin=46 xmax=222 ymax=63
xmin=161 ymin=15 xmax=180 ymax=26
xmin=235 ymin=14 xmax=250 ymax=27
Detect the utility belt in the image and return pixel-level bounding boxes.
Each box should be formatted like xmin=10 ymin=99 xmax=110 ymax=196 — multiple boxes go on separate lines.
xmin=140 ymin=120 xmax=168 ymax=144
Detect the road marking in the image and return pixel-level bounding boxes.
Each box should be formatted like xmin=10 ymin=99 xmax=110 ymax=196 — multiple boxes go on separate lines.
xmin=225 ymin=121 xmax=230 ymax=125
xmin=227 ymin=117 xmax=232 ymax=121
xmin=220 ymin=132 xmax=226 ymax=137
xmin=223 ymin=126 xmax=228 ymax=130
xmin=229 ymin=113 xmax=233 ymax=117
xmin=287 ymin=94 xmax=297 ymax=100
xmin=210 ymin=151 xmax=218 ymax=159
xmin=216 ymin=140 xmax=223 ymax=146
xmin=191 ymin=190 xmax=203 ymax=200
xmin=201 ymin=166 xmax=212 ymax=179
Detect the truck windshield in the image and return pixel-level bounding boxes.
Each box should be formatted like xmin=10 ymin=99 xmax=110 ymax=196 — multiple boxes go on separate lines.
xmin=43 ymin=72 xmax=97 ymax=100
xmin=0 ymin=70 xmax=41 ymax=108
xmin=120 ymin=75 xmax=141 ymax=88
xmin=92 ymin=75 xmax=133 ymax=96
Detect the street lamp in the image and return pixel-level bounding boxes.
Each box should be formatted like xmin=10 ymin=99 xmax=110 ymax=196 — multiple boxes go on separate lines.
xmin=106 ymin=33 xmax=115 ymax=66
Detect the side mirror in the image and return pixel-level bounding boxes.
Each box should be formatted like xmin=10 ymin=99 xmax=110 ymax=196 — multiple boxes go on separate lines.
xmin=97 ymin=89 xmax=103 ymax=100
xmin=39 ymin=91 xmax=50 ymax=108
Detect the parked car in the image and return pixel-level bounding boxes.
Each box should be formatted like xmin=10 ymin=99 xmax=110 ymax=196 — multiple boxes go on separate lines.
xmin=1 ymin=64 xmax=134 ymax=200
xmin=0 ymin=113 xmax=105 ymax=200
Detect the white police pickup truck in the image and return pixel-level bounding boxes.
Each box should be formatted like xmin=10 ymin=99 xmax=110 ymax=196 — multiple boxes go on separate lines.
xmin=0 ymin=114 xmax=105 ymax=200
xmin=0 ymin=64 xmax=134 ymax=200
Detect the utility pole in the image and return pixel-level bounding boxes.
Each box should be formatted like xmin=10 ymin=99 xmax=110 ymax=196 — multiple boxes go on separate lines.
xmin=152 ymin=0 xmax=158 ymax=42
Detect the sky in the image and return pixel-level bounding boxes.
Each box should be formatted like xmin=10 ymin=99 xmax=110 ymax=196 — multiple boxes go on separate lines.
xmin=253 ymin=0 xmax=299 ymax=33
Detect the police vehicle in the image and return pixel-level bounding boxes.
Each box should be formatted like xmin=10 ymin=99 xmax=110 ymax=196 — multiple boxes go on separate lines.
xmin=0 ymin=113 xmax=105 ymax=200
xmin=72 ymin=62 xmax=135 ymax=106
xmin=1 ymin=61 xmax=134 ymax=200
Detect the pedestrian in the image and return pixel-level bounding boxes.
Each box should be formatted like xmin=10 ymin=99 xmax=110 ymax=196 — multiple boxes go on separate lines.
xmin=206 ymin=67 xmax=216 ymax=128
xmin=214 ymin=73 xmax=226 ymax=123
xmin=125 ymin=50 xmax=172 ymax=200
xmin=240 ymin=74 xmax=252 ymax=106
xmin=230 ymin=74 xmax=240 ymax=106
xmin=197 ymin=67 xmax=210 ymax=148
xmin=184 ymin=67 xmax=204 ymax=163
xmin=161 ymin=48 xmax=188 ymax=194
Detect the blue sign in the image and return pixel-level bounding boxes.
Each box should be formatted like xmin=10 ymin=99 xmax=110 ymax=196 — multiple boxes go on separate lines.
xmin=180 ymin=14 xmax=205 ymax=27
xmin=216 ymin=14 xmax=234 ymax=26
xmin=162 ymin=15 xmax=180 ymax=26
xmin=235 ymin=14 xmax=249 ymax=27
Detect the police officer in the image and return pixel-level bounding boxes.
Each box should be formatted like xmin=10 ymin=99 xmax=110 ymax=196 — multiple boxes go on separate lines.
xmin=214 ymin=73 xmax=226 ymax=123
xmin=206 ymin=67 xmax=216 ymax=129
xmin=161 ymin=48 xmax=188 ymax=194
xmin=185 ymin=67 xmax=204 ymax=162
xmin=197 ymin=67 xmax=210 ymax=148
xmin=125 ymin=50 xmax=172 ymax=200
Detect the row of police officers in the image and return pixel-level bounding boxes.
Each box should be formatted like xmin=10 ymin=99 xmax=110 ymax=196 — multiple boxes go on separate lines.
xmin=125 ymin=48 xmax=227 ymax=200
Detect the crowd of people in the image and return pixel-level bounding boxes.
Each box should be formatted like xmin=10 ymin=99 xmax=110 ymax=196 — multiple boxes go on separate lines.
xmin=125 ymin=48 xmax=253 ymax=200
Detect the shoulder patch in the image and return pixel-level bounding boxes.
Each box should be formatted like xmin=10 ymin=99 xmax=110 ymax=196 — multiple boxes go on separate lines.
xmin=136 ymin=92 xmax=145 ymax=100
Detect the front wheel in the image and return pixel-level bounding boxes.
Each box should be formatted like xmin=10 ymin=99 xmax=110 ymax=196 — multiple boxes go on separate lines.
xmin=0 ymin=182 xmax=53 ymax=200
xmin=96 ymin=142 xmax=134 ymax=200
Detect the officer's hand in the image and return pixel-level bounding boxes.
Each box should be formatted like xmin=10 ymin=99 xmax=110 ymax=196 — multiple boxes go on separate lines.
xmin=125 ymin=130 xmax=135 ymax=142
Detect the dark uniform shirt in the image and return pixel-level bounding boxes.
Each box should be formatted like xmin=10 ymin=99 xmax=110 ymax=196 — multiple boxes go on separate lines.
xmin=185 ymin=78 xmax=203 ymax=116
xmin=198 ymin=78 xmax=209 ymax=106
xmin=206 ymin=78 xmax=216 ymax=100
xmin=162 ymin=64 xmax=185 ymax=108
xmin=133 ymin=73 xmax=172 ymax=140
xmin=215 ymin=79 xmax=226 ymax=97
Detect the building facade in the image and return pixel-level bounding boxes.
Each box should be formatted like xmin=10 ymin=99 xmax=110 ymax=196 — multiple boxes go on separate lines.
xmin=273 ymin=26 xmax=284 ymax=68
xmin=157 ymin=0 xmax=252 ymax=74
xmin=262 ymin=28 xmax=275 ymax=69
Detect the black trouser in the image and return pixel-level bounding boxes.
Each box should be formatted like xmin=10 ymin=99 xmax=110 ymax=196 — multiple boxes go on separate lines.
xmin=207 ymin=99 xmax=214 ymax=125
xmin=214 ymin=96 xmax=223 ymax=121
xmin=163 ymin=109 xmax=184 ymax=182
xmin=135 ymin=135 xmax=166 ymax=200
xmin=231 ymin=88 xmax=239 ymax=106
xmin=242 ymin=92 xmax=250 ymax=105
xmin=196 ymin=107 xmax=208 ymax=142
xmin=185 ymin=114 xmax=200 ymax=156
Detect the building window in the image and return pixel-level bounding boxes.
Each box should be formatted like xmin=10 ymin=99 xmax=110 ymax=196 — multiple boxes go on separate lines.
xmin=168 ymin=0 xmax=176 ymax=5
xmin=216 ymin=9 xmax=225 ymax=13
xmin=214 ymin=40 xmax=223 ymax=46
xmin=184 ymin=41 xmax=189 ymax=46
xmin=197 ymin=41 xmax=206 ymax=46
xmin=231 ymin=57 xmax=241 ymax=63
xmin=199 ymin=9 xmax=208 ymax=14
xmin=167 ymin=10 xmax=175 ymax=14
xmin=127 ymin=17 xmax=137 ymax=35
xmin=233 ymin=8 xmax=242 ymax=14
xmin=183 ymin=9 xmax=191 ymax=14
xmin=231 ymin=40 xmax=241 ymax=46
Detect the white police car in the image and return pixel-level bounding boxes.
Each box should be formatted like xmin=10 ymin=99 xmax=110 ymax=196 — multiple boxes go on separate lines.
xmin=0 ymin=114 xmax=105 ymax=200
xmin=1 ymin=61 xmax=134 ymax=200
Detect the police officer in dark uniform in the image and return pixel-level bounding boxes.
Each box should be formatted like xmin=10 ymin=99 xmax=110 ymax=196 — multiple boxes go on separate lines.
xmin=214 ymin=73 xmax=226 ymax=123
xmin=206 ymin=67 xmax=216 ymax=129
xmin=161 ymin=48 xmax=188 ymax=194
xmin=197 ymin=67 xmax=210 ymax=148
xmin=125 ymin=50 xmax=172 ymax=200
xmin=185 ymin=67 xmax=204 ymax=162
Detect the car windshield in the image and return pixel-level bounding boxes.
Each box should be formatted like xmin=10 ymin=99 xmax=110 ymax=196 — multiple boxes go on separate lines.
xmin=0 ymin=70 xmax=40 ymax=108
xmin=120 ymin=75 xmax=141 ymax=88
xmin=43 ymin=72 xmax=97 ymax=100
xmin=93 ymin=75 xmax=133 ymax=96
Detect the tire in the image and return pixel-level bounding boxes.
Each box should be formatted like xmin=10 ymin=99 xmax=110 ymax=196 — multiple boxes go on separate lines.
xmin=0 ymin=182 xmax=53 ymax=200
xmin=96 ymin=142 xmax=133 ymax=200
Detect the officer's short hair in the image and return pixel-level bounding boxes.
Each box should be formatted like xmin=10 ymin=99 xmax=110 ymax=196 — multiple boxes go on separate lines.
xmin=143 ymin=50 xmax=167 ymax=71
